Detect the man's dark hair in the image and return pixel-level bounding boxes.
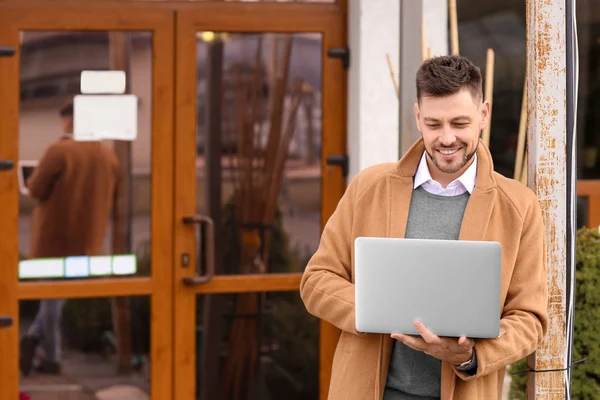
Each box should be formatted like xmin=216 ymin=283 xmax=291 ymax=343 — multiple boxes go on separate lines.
xmin=416 ymin=55 xmax=483 ymax=103
xmin=59 ymin=101 xmax=73 ymax=117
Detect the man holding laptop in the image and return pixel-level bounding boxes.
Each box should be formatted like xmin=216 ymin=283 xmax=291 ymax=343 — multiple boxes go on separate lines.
xmin=300 ymin=55 xmax=548 ymax=399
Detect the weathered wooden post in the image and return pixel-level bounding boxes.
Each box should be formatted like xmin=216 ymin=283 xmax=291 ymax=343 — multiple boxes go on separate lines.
xmin=526 ymin=0 xmax=575 ymax=397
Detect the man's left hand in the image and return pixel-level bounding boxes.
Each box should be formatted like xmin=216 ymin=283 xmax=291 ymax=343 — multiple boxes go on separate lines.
xmin=391 ymin=321 xmax=474 ymax=365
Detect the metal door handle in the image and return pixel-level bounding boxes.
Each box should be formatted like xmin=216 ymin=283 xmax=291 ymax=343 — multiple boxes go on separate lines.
xmin=326 ymin=154 xmax=349 ymax=177
xmin=182 ymin=215 xmax=215 ymax=284
xmin=0 ymin=160 xmax=14 ymax=171
xmin=0 ymin=316 xmax=13 ymax=327
xmin=0 ymin=46 xmax=16 ymax=57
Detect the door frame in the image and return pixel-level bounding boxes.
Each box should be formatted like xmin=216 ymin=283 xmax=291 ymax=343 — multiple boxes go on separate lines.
xmin=0 ymin=4 xmax=174 ymax=399
xmin=173 ymin=3 xmax=347 ymax=400
xmin=0 ymin=1 xmax=347 ymax=399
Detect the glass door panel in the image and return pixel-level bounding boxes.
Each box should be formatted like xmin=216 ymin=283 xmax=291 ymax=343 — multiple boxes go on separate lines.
xmin=174 ymin=6 xmax=346 ymax=400
xmin=0 ymin=5 xmax=174 ymax=400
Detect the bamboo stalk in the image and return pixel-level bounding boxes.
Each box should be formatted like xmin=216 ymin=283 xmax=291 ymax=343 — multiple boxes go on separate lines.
xmin=520 ymin=151 xmax=528 ymax=185
xmin=249 ymin=37 xmax=264 ymax=213
xmin=481 ymin=48 xmax=495 ymax=147
xmin=263 ymin=79 xmax=304 ymax=225
xmin=514 ymin=81 xmax=528 ymax=180
xmin=261 ymin=79 xmax=304 ymax=267
xmin=262 ymin=36 xmax=293 ymax=191
xmin=386 ymin=53 xmax=399 ymax=98
xmin=449 ymin=0 xmax=459 ymax=55
xmin=244 ymin=298 xmax=260 ymax=399
xmin=303 ymin=86 xmax=317 ymax=165
xmin=232 ymin=70 xmax=247 ymax=219
xmin=421 ymin=13 xmax=427 ymax=62
xmin=222 ymin=295 xmax=251 ymax=398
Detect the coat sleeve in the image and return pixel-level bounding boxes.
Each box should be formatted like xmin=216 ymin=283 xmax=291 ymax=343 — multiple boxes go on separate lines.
xmin=300 ymin=174 xmax=365 ymax=336
xmin=27 ymin=144 xmax=65 ymax=202
xmin=455 ymin=194 xmax=549 ymax=381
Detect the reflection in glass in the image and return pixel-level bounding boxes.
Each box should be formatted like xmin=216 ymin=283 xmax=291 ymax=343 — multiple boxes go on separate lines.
xmin=194 ymin=31 xmax=322 ymax=400
xmin=457 ymin=3 xmax=526 ymax=179
xmin=576 ymin=0 xmax=600 ymax=179
xmin=17 ymin=30 xmax=153 ymax=398
xmin=195 ymin=292 xmax=319 ymax=400
xmin=19 ymin=296 xmax=150 ymax=398
xmin=18 ymin=31 xmax=152 ymax=277
xmin=196 ymin=32 xmax=322 ymax=277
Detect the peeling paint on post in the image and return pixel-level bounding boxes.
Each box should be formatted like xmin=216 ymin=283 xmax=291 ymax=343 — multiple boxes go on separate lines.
xmin=526 ymin=0 xmax=567 ymax=398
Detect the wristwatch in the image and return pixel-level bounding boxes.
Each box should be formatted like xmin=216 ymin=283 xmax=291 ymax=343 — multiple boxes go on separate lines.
xmin=454 ymin=348 xmax=477 ymax=372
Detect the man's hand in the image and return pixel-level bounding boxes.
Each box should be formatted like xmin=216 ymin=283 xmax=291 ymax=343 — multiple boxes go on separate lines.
xmin=391 ymin=321 xmax=474 ymax=365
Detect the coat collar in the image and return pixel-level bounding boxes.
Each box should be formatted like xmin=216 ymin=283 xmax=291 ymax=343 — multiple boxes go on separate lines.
xmin=394 ymin=138 xmax=497 ymax=192
xmin=387 ymin=138 xmax=497 ymax=241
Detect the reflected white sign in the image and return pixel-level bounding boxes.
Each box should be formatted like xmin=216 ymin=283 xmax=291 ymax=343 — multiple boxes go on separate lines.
xmin=80 ymin=70 xmax=126 ymax=94
xmin=19 ymin=255 xmax=138 ymax=280
xmin=73 ymin=94 xmax=138 ymax=141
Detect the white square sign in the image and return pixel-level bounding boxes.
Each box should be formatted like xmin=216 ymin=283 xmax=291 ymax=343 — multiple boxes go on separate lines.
xmin=73 ymin=94 xmax=138 ymax=141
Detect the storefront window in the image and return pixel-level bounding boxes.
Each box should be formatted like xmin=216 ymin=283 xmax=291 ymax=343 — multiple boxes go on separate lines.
xmin=457 ymin=1 xmax=526 ymax=179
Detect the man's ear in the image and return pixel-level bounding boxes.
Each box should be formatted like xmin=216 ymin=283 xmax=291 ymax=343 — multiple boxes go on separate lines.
xmin=480 ymin=101 xmax=491 ymax=131
xmin=414 ymin=102 xmax=422 ymax=132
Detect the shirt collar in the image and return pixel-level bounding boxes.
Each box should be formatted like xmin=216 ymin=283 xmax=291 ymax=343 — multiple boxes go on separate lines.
xmin=413 ymin=151 xmax=477 ymax=194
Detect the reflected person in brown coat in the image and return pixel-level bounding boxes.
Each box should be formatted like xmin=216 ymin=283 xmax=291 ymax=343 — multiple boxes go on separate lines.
xmin=20 ymin=102 xmax=120 ymax=376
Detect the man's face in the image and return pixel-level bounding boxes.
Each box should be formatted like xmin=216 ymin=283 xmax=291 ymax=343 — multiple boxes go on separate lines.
xmin=61 ymin=115 xmax=73 ymax=134
xmin=414 ymin=89 xmax=489 ymax=176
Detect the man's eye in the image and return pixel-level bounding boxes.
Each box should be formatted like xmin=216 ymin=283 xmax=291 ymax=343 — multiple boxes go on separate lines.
xmin=426 ymin=124 xmax=439 ymax=129
xmin=454 ymin=123 xmax=468 ymax=128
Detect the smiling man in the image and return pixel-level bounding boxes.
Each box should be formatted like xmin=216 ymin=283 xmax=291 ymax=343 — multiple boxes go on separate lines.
xmin=300 ymin=55 xmax=548 ymax=399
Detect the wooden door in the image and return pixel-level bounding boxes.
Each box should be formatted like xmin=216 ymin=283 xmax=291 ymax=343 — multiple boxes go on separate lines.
xmin=173 ymin=2 xmax=347 ymax=399
xmin=0 ymin=3 xmax=174 ymax=399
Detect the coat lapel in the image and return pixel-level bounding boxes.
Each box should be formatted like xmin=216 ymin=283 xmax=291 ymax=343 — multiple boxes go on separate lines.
xmin=387 ymin=175 xmax=414 ymax=238
xmin=458 ymin=142 xmax=498 ymax=242
xmin=458 ymin=187 xmax=497 ymax=241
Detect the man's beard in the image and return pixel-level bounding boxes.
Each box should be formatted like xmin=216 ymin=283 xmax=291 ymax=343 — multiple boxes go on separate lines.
xmin=425 ymin=143 xmax=478 ymax=174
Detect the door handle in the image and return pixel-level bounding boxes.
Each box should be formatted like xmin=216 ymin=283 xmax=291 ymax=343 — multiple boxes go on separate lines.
xmin=0 ymin=46 xmax=16 ymax=57
xmin=182 ymin=215 xmax=215 ymax=284
xmin=326 ymin=154 xmax=349 ymax=177
xmin=0 ymin=316 xmax=13 ymax=328
xmin=0 ymin=160 xmax=14 ymax=171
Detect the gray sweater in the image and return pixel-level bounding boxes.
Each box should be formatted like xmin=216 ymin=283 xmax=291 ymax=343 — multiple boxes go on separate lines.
xmin=383 ymin=186 xmax=470 ymax=400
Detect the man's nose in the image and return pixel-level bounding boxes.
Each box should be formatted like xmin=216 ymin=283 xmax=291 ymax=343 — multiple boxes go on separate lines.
xmin=439 ymin=129 xmax=457 ymax=146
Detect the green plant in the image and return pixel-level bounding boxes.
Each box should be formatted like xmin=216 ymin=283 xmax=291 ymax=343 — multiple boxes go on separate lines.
xmin=509 ymin=228 xmax=600 ymax=399
xmin=220 ymin=198 xmax=297 ymax=275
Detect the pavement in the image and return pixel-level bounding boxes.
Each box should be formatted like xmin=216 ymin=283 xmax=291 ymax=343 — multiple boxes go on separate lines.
xmin=18 ymin=314 xmax=149 ymax=400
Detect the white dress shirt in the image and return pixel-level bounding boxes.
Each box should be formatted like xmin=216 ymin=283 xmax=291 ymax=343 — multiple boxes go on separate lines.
xmin=413 ymin=152 xmax=477 ymax=196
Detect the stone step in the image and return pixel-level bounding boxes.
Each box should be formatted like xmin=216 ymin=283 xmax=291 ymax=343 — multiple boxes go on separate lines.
xmin=96 ymin=385 xmax=149 ymax=400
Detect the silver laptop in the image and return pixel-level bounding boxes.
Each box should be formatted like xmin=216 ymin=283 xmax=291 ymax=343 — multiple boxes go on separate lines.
xmin=354 ymin=237 xmax=501 ymax=339
xmin=18 ymin=160 xmax=38 ymax=196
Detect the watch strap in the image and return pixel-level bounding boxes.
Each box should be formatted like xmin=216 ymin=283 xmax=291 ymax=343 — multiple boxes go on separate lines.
xmin=455 ymin=347 xmax=477 ymax=372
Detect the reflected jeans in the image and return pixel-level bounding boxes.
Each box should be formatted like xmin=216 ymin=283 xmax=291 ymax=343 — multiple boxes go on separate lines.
xmin=27 ymin=299 xmax=66 ymax=363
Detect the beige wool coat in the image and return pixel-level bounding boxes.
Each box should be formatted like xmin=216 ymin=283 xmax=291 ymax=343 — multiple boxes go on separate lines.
xmin=300 ymin=139 xmax=549 ymax=400
xmin=28 ymin=137 xmax=119 ymax=258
